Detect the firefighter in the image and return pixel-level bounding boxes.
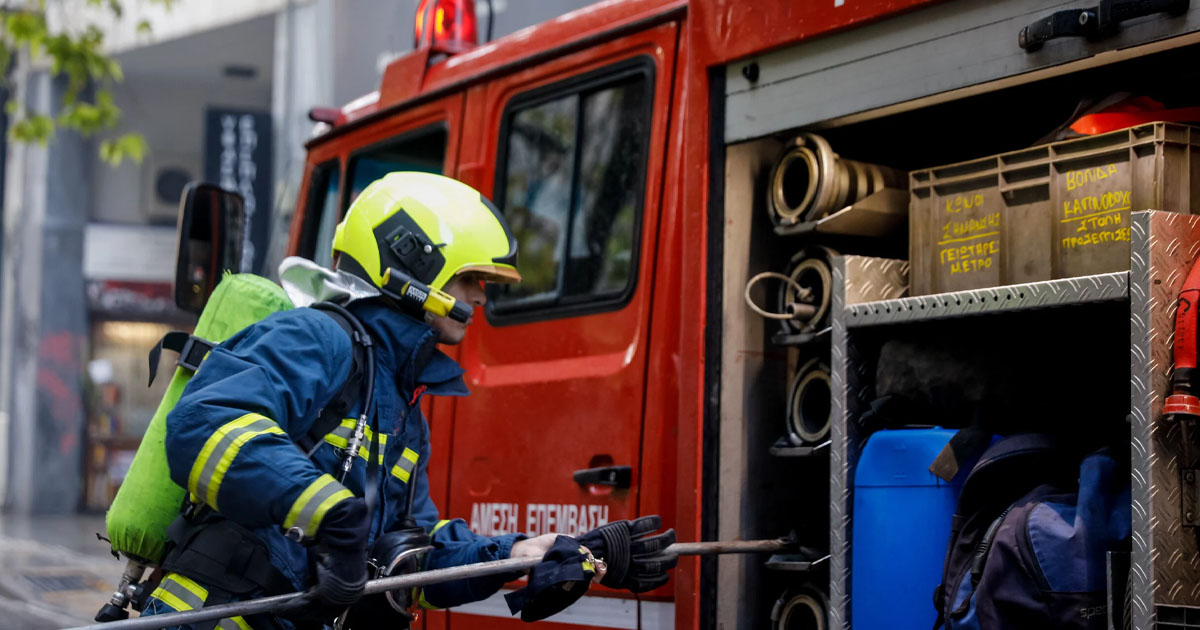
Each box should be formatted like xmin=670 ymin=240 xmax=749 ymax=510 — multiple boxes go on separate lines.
xmin=138 ymin=172 xmax=634 ymax=630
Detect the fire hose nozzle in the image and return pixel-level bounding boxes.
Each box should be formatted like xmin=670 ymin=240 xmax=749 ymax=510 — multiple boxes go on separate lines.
xmin=784 ymin=302 xmax=818 ymax=319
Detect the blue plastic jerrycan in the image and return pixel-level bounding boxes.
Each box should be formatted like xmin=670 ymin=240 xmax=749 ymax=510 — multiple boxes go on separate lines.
xmin=851 ymin=428 xmax=961 ymax=630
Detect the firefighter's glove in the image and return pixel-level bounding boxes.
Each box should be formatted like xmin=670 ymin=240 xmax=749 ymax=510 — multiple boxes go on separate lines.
xmin=578 ymin=515 xmax=676 ymax=593
xmin=278 ymin=498 xmax=370 ymax=628
xmin=504 ymin=536 xmax=595 ymax=622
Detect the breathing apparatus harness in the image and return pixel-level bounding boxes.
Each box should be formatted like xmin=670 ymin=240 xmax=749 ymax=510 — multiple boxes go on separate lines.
xmin=155 ymin=298 xmax=435 ymax=630
xmin=307 ymin=301 xmax=433 ymax=630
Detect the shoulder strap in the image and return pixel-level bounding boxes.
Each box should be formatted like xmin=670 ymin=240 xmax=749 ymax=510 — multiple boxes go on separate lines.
xmin=307 ymin=302 xmax=382 ymax=520
xmin=147 ymin=332 xmax=215 ymax=386
xmin=298 ymin=303 xmax=372 ymax=454
xmin=956 ymin=433 xmax=1064 ymax=514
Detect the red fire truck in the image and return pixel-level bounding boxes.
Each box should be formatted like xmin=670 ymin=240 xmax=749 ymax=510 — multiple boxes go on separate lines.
xmin=200 ymin=0 xmax=1200 ymax=628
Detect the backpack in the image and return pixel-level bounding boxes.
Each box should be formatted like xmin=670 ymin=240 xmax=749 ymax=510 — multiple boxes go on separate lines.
xmin=98 ymin=273 xmax=372 ymax=620
xmin=933 ymin=434 xmax=1131 ymax=630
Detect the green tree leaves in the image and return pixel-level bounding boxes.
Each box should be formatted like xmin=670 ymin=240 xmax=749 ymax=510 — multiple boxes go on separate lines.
xmin=3 ymin=0 xmax=175 ymax=164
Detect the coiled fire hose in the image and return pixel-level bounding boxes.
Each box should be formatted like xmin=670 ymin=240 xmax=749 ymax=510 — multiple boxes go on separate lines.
xmin=743 ymin=247 xmax=837 ymax=336
xmin=768 ymin=132 xmax=906 ymax=226
xmin=788 ymin=358 xmax=832 ymax=446
xmin=70 ymin=539 xmax=793 ymax=630
xmin=770 ymin=585 xmax=828 ymax=630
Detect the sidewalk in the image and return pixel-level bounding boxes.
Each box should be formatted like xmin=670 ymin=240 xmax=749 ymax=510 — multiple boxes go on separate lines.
xmin=0 ymin=514 xmax=126 ymax=629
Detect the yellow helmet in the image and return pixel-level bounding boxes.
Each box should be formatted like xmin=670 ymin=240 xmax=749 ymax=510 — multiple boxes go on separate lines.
xmin=332 ymin=172 xmax=521 ymax=292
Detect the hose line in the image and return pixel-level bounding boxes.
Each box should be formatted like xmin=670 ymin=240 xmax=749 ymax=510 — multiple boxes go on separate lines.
xmin=744 ymin=271 xmax=815 ymax=321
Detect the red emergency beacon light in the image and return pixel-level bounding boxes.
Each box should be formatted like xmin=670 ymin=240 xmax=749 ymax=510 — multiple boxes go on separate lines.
xmin=414 ymin=0 xmax=479 ymax=54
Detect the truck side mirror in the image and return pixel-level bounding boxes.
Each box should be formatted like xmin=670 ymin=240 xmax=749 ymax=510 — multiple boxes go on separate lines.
xmin=174 ymin=182 xmax=246 ymax=314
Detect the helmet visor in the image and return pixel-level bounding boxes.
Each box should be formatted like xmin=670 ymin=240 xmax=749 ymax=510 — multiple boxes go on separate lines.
xmin=457 ymin=264 xmax=522 ymax=284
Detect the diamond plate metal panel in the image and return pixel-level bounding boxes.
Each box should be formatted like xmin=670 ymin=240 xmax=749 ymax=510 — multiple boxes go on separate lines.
xmin=843 ymin=256 xmax=910 ymax=306
xmin=831 ymin=256 xmax=900 ymax=630
xmin=845 ymin=271 xmax=1129 ymax=328
xmin=830 ymin=256 xmax=851 ymax=630
xmin=1132 ymin=211 xmax=1157 ymax=630
xmin=1133 ymin=211 xmax=1200 ymax=627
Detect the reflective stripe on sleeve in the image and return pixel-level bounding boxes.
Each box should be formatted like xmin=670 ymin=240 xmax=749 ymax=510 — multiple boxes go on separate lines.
xmin=284 ymin=474 xmax=354 ymax=538
xmin=150 ymin=574 xmax=207 ymax=612
xmin=188 ymin=413 xmax=285 ymax=510
xmin=416 ymin=518 xmax=453 ymax=610
xmin=390 ymin=447 xmax=420 ymax=483
xmin=418 ymin=587 xmax=441 ymax=610
xmin=216 ymin=617 xmax=254 ymax=630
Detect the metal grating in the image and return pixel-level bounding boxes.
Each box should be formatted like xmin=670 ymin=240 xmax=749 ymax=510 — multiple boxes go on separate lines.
xmin=845 ymin=271 xmax=1129 ymax=328
xmin=1158 ymin=605 xmax=1200 ymax=629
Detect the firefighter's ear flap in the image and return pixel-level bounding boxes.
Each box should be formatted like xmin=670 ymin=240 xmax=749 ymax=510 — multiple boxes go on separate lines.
xmin=175 ymin=182 xmax=248 ymax=314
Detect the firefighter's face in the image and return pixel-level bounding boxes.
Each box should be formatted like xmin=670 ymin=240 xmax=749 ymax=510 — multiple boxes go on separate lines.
xmin=431 ymin=273 xmax=487 ymax=345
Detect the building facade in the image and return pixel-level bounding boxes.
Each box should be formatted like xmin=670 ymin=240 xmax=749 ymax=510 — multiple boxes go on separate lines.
xmin=0 ymin=0 xmax=594 ymax=514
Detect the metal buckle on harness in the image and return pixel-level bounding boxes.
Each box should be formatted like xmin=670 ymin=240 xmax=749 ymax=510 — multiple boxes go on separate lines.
xmin=284 ymin=526 xmax=307 ymax=544
xmin=177 ymin=335 xmax=214 ymax=372
xmin=181 ymin=498 xmax=206 ymax=521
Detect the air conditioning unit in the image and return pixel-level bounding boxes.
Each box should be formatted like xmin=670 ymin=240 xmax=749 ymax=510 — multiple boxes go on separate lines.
xmin=143 ymin=153 xmax=199 ymax=223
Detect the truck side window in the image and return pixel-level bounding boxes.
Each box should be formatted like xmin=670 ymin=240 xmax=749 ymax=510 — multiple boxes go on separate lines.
xmin=492 ymin=62 xmax=652 ymax=319
xmin=347 ymin=127 xmax=447 ymax=206
xmin=297 ymin=160 xmax=341 ymax=268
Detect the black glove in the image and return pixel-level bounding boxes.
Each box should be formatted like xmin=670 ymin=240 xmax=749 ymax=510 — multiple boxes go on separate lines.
xmin=579 ymin=515 xmax=676 ymax=593
xmin=277 ymin=498 xmax=370 ymax=628
xmin=504 ymin=535 xmax=595 ymax=622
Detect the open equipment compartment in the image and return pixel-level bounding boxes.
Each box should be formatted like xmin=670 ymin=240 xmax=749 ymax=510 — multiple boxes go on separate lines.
xmin=716 ymin=137 xmax=835 ymax=630
xmin=712 ymin=2 xmax=1200 ymax=628
xmin=831 ymin=258 xmax=1133 ymax=629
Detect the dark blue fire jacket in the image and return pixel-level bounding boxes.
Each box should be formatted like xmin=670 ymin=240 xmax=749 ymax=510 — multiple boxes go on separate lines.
xmin=162 ymin=298 xmax=525 ymax=611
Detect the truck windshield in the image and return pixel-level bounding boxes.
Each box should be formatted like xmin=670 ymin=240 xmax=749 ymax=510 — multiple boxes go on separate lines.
xmin=289 ymin=126 xmax=449 ymax=270
xmin=347 ymin=127 xmax=447 ymax=206
xmin=307 ymin=162 xmax=341 ymax=269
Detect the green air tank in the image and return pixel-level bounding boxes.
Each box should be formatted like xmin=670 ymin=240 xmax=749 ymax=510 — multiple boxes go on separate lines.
xmin=104 ymin=273 xmax=294 ymax=564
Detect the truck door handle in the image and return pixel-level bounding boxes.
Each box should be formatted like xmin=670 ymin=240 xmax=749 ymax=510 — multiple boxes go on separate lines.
xmin=573 ymin=465 xmax=632 ymax=489
xmin=1019 ymin=0 xmax=1189 ymax=51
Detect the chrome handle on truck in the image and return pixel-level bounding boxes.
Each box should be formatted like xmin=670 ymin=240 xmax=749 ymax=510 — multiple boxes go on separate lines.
xmin=572 ymin=465 xmax=632 ymax=489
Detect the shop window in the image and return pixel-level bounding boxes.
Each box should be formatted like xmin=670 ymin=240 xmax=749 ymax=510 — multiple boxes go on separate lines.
xmin=85 ymin=320 xmax=178 ymax=510
xmin=491 ymin=60 xmax=652 ymax=320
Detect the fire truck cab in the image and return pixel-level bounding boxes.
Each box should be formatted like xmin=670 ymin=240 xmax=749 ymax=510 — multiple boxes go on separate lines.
xmin=274 ymin=0 xmax=1200 ymax=628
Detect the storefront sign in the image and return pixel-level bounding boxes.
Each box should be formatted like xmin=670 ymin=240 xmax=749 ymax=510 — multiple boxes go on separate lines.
xmin=83 ymin=223 xmax=177 ymax=282
xmin=86 ymin=280 xmax=183 ymax=320
xmin=204 ymin=107 xmax=273 ymax=274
